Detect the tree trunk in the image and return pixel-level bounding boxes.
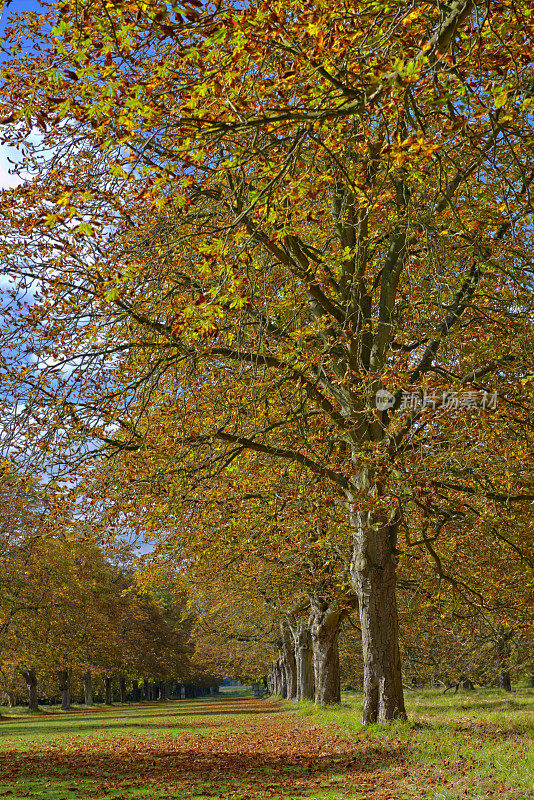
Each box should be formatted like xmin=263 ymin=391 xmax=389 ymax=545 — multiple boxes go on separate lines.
xmin=279 ymin=657 xmax=287 ymax=698
xmin=104 ymin=676 xmax=113 ymax=705
xmin=498 ymin=670 xmax=512 ymax=692
xmin=23 ymin=670 xmax=38 ymax=711
xmin=83 ymin=672 xmax=93 ymax=705
xmin=132 ymin=680 xmax=139 ymax=701
xmin=6 ymin=691 xmax=15 ymax=709
xmin=292 ymin=622 xmax=315 ymax=701
xmin=58 ymin=669 xmax=71 ymax=710
xmin=459 ymin=676 xmax=475 ymax=690
xmin=349 ymin=508 xmax=406 ymax=724
xmin=143 ymin=679 xmax=149 ymax=701
xmin=495 ymin=629 xmax=513 ymax=692
xmin=277 ymin=659 xmax=286 ymax=697
xmin=309 ymin=597 xmax=342 ymax=705
xmin=280 ymin=622 xmax=297 ymax=699
xmin=271 ymin=662 xmax=279 ymax=696
xmin=119 ymin=675 xmax=126 ymax=703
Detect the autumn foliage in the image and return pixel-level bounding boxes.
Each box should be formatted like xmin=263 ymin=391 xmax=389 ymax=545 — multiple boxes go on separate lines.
xmin=0 ymin=0 xmax=533 ymax=719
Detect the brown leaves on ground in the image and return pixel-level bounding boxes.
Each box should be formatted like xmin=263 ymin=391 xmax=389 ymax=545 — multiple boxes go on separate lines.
xmin=0 ymin=699 xmax=409 ymax=799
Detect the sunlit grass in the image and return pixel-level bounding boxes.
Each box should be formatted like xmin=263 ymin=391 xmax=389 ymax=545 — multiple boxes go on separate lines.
xmin=288 ymin=687 xmax=534 ymax=799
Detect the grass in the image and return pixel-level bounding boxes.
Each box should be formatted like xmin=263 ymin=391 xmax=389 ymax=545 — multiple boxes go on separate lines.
xmin=288 ymin=686 xmax=534 ymax=799
xmin=0 ymin=687 xmax=531 ymax=799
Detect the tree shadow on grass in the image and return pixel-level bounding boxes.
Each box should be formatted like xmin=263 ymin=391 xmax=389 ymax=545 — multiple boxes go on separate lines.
xmin=0 ymin=719 xmax=227 ymax=738
xmin=412 ymin=699 xmax=531 ymax=714
xmin=0 ymin=700 xmax=282 ymax=737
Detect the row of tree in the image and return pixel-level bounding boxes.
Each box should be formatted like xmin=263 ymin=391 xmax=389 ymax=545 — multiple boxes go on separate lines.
xmin=137 ymin=456 xmax=532 ymax=703
xmin=0 ymin=0 xmax=532 ymax=722
xmin=0 ymin=469 xmax=218 ymax=711
xmin=0 ymin=462 xmax=531 ymax=713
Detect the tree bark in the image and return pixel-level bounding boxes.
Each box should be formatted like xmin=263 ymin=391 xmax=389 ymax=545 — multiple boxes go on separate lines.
xmin=496 ymin=629 xmax=513 ymax=692
xmin=459 ymin=676 xmax=475 ymax=690
xmin=132 ymin=680 xmax=139 ymax=701
xmin=279 ymin=622 xmax=297 ymax=699
xmin=349 ymin=507 xmax=406 ymax=724
xmin=104 ymin=676 xmax=113 ymax=705
xmin=309 ymin=596 xmax=342 ymax=705
xmin=119 ymin=675 xmax=127 ymax=703
xmin=276 ymin=659 xmax=285 ymax=697
xmin=292 ymin=622 xmax=315 ymax=701
xmin=279 ymin=657 xmax=287 ymax=698
xmin=6 ymin=691 xmax=15 ymax=708
xmin=23 ymin=670 xmax=38 ymax=711
xmin=274 ymin=659 xmax=285 ymax=697
xmin=498 ymin=670 xmax=512 ymax=692
xmin=58 ymin=669 xmax=71 ymax=710
xmin=143 ymin=678 xmax=149 ymax=701
xmin=271 ymin=662 xmax=279 ymax=696
xmin=83 ymin=672 xmax=93 ymax=705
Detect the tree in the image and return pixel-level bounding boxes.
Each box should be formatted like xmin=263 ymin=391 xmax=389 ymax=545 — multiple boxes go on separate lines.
xmin=1 ymin=0 xmax=533 ymax=722
xmin=0 ymin=468 xmax=74 ymax=710
xmin=0 ymin=466 xmax=195 ymax=709
xmin=128 ymin=452 xmax=358 ymax=704
xmin=397 ymin=491 xmax=534 ymax=690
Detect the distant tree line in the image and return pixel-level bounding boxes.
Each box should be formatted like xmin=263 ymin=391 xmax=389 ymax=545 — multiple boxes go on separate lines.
xmin=0 ymin=469 xmax=219 ymax=712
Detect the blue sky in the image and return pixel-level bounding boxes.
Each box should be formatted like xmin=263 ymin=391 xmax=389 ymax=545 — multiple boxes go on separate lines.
xmin=0 ymin=0 xmax=46 ymax=188
xmin=0 ymin=0 xmax=45 ymax=35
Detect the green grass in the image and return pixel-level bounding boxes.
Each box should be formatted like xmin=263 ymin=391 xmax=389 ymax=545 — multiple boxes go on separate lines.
xmin=0 ymin=702 xmax=229 ymax=748
xmin=288 ymin=686 xmax=534 ymax=799
xmin=0 ymin=687 xmax=532 ymax=799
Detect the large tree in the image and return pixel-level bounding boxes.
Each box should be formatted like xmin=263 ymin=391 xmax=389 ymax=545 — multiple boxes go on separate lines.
xmin=1 ymin=0 xmax=534 ymax=722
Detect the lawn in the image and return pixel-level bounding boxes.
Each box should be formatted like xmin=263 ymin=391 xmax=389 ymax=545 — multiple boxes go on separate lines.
xmin=0 ymin=688 xmax=532 ymax=800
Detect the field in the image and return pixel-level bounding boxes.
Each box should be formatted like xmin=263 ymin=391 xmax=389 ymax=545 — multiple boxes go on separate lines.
xmin=0 ymin=688 xmax=532 ymax=800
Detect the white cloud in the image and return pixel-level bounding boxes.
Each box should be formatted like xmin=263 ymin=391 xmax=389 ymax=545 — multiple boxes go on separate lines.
xmin=0 ymin=143 xmax=23 ymax=189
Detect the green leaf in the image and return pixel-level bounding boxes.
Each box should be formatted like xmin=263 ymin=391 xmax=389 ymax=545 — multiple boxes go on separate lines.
xmin=77 ymin=222 xmax=94 ymax=236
